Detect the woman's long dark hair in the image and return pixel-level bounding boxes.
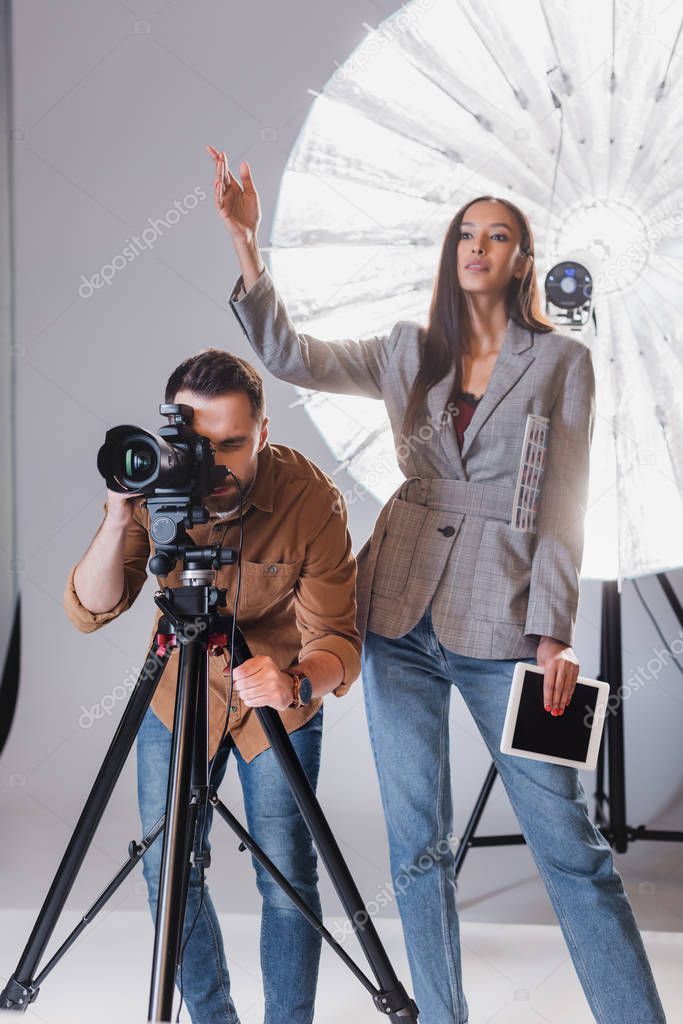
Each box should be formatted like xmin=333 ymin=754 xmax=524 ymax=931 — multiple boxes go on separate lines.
xmin=402 ymin=196 xmax=554 ymax=436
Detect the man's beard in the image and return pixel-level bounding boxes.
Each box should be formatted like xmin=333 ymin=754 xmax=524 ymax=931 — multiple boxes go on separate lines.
xmin=205 ymin=469 xmax=257 ymax=516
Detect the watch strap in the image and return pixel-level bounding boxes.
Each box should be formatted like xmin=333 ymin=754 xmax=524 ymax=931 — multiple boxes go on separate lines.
xmin=285 ymin=668 xmax=305 ymax=709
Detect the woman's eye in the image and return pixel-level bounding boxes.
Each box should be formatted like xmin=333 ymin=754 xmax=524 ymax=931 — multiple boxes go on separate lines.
xmin=460 ymin=231 xmax=509 ymax=242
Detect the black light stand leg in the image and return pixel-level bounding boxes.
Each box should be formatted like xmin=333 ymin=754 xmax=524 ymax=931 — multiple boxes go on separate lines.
xmin=148 ymin=638 xmax=203 ymax=1023
xmin=603 ymin=580 xmax=628 ymax=852
xmin=452 ymin=767 xmax=529 ymax=877
xmin=0 ymin=643 xmax=170 ymax=1011
xmin=592 ymin=587 xmax=610 ymax=830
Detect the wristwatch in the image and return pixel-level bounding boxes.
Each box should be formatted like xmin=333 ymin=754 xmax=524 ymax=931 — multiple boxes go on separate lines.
xmin=285 ymin=667 xmax=314 ymax=709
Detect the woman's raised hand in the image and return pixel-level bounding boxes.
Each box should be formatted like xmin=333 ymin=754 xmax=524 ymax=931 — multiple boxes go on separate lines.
xmin=206 ymin=145 xmax=261 ymax=244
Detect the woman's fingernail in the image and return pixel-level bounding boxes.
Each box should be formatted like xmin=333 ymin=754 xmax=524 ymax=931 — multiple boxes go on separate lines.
xmin=551 ymin=708 xmax=559 ymax=716
xmin=545 ymin=705 xmax=551 ymax=712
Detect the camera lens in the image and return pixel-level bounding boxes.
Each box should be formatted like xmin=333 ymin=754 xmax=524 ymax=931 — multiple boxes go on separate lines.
xmin=124 ymin=445 xmax=156 ymax=480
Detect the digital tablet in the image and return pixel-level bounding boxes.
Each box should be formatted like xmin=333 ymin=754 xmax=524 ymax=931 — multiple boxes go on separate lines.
xmin=499 ymin=662 xmax=610 ymax=771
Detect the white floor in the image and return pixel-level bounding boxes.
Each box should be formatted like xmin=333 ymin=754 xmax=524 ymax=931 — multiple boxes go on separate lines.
xmin=0 ymin=909 xmax=680 ymax=1024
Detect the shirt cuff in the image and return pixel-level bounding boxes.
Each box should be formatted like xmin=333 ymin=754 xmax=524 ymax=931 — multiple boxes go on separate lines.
xmin=63 ymin=563 xmax=130 ymax=634
xmin=297 ymin=635 xmax=361 ymax=698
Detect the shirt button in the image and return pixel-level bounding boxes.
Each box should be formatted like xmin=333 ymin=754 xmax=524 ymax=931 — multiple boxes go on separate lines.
xmin=438 ymin=525 xmax=456 ymax=537
xmin=267 ymin=564 xmax=278 ymax=574
xmin=230 ymin=705 xmax=238 ymax=713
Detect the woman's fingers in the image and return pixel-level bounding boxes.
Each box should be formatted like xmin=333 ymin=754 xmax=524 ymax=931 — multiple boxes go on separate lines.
xmin=239 ymin=160 xmax=255 ymax=192
xmin=542 ymin=660 xmax=577 ymax=715
xmin=543 ymin=665 xmax=556 ymax=714
xmin=551 ymin=662 xmax=567 ymax=713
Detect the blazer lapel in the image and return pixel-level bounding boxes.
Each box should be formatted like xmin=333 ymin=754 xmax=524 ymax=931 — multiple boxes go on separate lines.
xmin=426 ymin=315 xmax=535 ymax=476
xmin=461 ymin=317 xmax=535 ymax=461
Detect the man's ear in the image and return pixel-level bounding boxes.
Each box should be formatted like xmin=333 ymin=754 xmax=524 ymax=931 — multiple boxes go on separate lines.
xmin=258 ymin=416 xmax=270 ymax=451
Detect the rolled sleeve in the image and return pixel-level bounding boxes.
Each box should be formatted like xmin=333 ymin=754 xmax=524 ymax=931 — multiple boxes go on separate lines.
xmin=64 ymin=563 xmax=132 ymax=633
xmin=228 ymin=265 xmax=400 ymax=399
xmin=294 ymin=488 xmax=362 ymax=696
xmin=524 ymin=345 xmax=596 ymax=649
xmin=63 ymin=502 xmax=150 ymax=634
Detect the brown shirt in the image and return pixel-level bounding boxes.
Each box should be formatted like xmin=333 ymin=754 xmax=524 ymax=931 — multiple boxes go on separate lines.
xmin=63 ymin=442 xmax=362 ymax=762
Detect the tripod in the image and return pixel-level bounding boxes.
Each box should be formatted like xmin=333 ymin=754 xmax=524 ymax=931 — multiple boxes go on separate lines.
xmin=0 ymin=543 xmax=419 ymax=1022
xmin=453 ymin=575 xmax=683 ymax=877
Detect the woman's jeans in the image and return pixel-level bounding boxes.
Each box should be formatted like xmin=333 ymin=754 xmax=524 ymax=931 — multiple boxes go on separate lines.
xmin=362 ymin=606 xmax=666 ymax=1024
xmin=136 ymin=704 xmax=324 ymax=1024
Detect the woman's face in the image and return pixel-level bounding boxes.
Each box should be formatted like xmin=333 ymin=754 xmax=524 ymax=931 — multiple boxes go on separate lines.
xmin=456 ymin=199 xmax=527 ymax=298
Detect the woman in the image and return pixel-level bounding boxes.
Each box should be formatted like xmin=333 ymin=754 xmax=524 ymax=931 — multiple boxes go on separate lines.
xmin=206 ymin=145 xmax=666 ymax=1024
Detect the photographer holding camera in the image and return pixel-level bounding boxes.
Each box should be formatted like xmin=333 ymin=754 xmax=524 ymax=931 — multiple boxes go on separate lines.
xmin=63 ymin=351 xmax=362 ymax=1024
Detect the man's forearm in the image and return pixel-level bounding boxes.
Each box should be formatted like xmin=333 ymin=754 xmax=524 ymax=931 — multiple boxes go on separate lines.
xmin=73 ymin=518 xmax=128 ymax=614
xmin=297 ymin=649 xmax=345 ymax=700
xmin=233 ymin=233 xmax=265 ymax=292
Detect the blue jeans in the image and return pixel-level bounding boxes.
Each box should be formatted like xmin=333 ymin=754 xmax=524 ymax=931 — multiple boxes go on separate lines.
xmin=136 ymin=704 xmax=324 ymax=1024
xmin=362 ymin=606 xmax=666 ymax=1024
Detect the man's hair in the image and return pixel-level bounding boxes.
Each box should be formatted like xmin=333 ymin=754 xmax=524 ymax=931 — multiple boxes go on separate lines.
xmin=165 ymin=348 xmax=265 ymax=420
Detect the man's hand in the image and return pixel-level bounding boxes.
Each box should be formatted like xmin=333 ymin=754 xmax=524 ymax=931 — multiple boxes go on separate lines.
xmin=231 ymin=655 xmax=294 ymax=711
xmin=537 ymin=638 xmax=579 ymax=716
xmin=105 ymin=488 xmax=144 ymax=529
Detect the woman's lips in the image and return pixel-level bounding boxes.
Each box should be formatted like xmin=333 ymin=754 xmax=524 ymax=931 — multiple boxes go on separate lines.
xmin=465 ymin=264 xmax=489 ymax=271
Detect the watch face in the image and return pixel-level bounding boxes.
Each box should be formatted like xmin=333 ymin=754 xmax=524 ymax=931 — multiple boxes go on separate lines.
xmin=299 ymin=675 xmax=313 ymax=705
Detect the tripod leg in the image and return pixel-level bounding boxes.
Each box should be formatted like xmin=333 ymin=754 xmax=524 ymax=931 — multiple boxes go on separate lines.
xmin=453 ymin=762 xmax=498 ymax=877
xmin=604 ymin=580 xmax=628 ymax=852
xmin=148 ymin=639 xmax=203 ymax=1024
xmin=255 ymin=705 xmax=418 ymax=1022
xmin=0 ymin=643 xmax=170 ymax=1011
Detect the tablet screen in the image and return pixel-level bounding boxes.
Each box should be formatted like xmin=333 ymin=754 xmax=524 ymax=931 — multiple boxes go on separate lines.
xmin=511 ymin=666 xmax=599 ymax=762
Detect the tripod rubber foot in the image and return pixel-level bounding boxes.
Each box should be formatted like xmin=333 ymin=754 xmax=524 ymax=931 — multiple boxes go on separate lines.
xmin=0 ymin=976 xmax=39 ymax=1011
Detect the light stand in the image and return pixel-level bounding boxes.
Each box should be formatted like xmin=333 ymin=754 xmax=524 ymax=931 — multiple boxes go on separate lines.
xmin=453 ymin=574 xmax=683 ymax=877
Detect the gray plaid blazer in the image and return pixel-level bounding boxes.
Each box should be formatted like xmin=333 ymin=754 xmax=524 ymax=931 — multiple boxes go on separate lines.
xmin=229 ymin=267 xmax=596 ymax=660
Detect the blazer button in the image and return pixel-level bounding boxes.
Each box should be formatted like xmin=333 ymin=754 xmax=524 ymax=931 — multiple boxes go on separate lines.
xmin=438 ymin=525 xmax=455 ymax=537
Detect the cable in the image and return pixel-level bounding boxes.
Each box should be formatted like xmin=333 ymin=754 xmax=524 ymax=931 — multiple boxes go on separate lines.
xmin=631 ymin=577 xmax=683 ymax=678
xmin=174 ymin=471 xmax=244 ymax=1022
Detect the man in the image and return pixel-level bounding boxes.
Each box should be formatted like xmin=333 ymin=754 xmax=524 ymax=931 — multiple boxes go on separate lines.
xmin=64 ymin=348 xmax=362 ymax=1024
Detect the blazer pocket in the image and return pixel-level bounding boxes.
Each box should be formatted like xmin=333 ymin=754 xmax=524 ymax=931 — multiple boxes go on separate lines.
xmin=371 ymin=498 xmax=429 ymax=600
xmin=239 ymin=558 xmax=304 ymax=610
xmin=470 ymin=519 xmax=534 ymax=625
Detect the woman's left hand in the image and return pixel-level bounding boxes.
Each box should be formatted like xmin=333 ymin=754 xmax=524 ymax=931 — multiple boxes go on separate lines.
xmin=537 ymin=638 xmax=579 ymax=716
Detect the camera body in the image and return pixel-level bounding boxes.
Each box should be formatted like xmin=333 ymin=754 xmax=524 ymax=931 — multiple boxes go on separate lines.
xmin=97 ymin=404 xmax=232 ymax=576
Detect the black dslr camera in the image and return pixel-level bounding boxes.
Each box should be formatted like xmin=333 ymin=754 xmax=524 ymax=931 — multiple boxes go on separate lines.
xmin=97 ymin=403 xmax=232 ymax=576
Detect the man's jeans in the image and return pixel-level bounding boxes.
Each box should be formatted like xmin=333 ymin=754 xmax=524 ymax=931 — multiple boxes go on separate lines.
xmin=136 ymin=704 xmax=324 ymax=1024
xmin=362 ymin=606 xmax=666 ymax=1024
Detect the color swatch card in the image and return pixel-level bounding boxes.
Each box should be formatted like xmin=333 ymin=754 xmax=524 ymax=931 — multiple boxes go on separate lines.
xmin=511 ymin=414 xmax=549 ymax=533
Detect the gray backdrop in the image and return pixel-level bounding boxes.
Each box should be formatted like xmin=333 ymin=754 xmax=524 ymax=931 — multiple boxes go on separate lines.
xmin=2 ymin=0 xmax=682 ymax=939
